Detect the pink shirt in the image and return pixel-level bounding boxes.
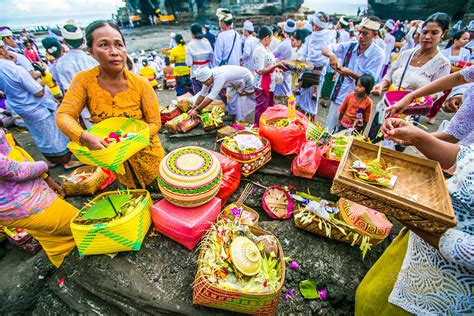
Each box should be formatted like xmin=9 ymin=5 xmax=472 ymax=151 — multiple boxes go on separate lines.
xmin=0 ymin=130 xmax=57 ymax=222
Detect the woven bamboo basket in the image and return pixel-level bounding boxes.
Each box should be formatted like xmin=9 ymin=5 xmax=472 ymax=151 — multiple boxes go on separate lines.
xmin=193 ymin=225 xmax=285 ymax=315
xmin=220 ymin=132 xmax=272 ymax=177
xmin=293 ymin=204 xmax=385 ymax=246
xmin=70 ymin=189 xmax=152 ymax=256
xmin=63 ymin=166 xmax=107 ymax=196
xmin=331 ymin=139 xmax=456 ymax=233
xmin=68 ymin=118 xmax=150 ymax=174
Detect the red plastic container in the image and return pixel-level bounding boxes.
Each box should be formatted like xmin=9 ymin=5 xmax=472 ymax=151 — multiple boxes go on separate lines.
xmin=384 ymin=90 xmax=433 ymax=116
xmin=151 ymin=197 xmax=222 ymax=250
xmin=316 ymin=156 xmax=340 ymax=180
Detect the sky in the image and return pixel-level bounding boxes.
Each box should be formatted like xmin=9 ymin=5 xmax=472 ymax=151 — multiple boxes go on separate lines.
xmin=0 ymin=0 xmax=368 ymax=20
xmin=0 ymin=0 xmax=121 ymax=18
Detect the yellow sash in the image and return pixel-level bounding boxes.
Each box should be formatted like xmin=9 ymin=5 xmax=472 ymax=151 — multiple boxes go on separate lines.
xmin=5 ymin=133 xmax=48 ymax=179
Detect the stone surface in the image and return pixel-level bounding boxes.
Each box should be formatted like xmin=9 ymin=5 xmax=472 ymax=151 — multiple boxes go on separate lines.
xmin=0 ymin=87 xmax=448 ymax=314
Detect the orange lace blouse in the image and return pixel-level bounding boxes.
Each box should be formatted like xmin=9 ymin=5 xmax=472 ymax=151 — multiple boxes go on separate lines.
xmin=56 ymin=66 xmax=165 ymax=188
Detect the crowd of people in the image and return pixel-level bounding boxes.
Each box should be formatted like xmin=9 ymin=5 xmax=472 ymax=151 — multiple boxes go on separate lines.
xmin=0 ymin=7 xmax=473 ymax=315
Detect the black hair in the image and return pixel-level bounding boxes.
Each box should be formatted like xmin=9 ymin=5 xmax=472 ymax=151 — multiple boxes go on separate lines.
xmin=357 ymin=73 xmax=375 ymax=94
xmin=292 ymin=29 xmax=309 ymax=43
xmin=174 ymin=33 xmax=185 ymax=45
xmin=223 ymin=19 xmax=233 ymax=26
xmin=142 ymin=59 xmax=148 ymax=66
xmin=33 ymin=63 xmax=46 ymax=76
xmin=164 ymin=56 xmax=170 ymax=65
xmin=257 ymin=26 xmax=273 ymax=40
xmin=133 ymin=57 xmax=139 ymax=62
xmin=190 ymin=23 xmax=204 ymax=39
xmin=85 ymin=20 xmax=125 ymax=48
xmin=423 ymin=12 xmax=450 ymax=32
xmin=446 ymin=29 xmax=469 ymax=48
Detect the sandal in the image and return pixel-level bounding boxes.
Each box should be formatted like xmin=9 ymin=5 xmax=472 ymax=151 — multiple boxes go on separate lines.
xmin=63 ymin=160 xmax=83 ymax=170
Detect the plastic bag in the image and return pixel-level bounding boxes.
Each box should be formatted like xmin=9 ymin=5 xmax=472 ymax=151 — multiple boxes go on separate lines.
xmin=259 ymin=104 xmax=308 ymax=156
xmin=291 ymin=141 xmax=322 ymax=179
xmin=212 ymin=151 xmax=241 ymax=206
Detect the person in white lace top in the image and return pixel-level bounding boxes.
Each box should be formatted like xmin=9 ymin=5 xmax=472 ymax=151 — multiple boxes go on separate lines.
xmin=355 ymin=117 xmax=474 ymax=315
xmin=370 ymin=13 xmax=451 ymax=133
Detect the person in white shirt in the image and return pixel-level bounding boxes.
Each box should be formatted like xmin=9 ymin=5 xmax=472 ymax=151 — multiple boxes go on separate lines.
xmin=268 ymin=25 xmax=281 ymax=52
xmin=298 ymin=13 xmax=335 ymax=115
xmin=464 ymin=20 xmax=474 ymax=61
xmin=213 ymin=8 xmax=242 ymax=67
xmin=55 ymin=24 xmax=97 ymax=128
xmin=0 ymin=27 xmax=21 ymax=53
xmin=381 ymin=19 xmax=396 ymax=79
xmin=186 ymin=23 xmax=213 ymax=94
xmin=189 ymin=65 xmax=256 ymax=122
xmin=242 ymin=20 xmax=254 ymax=47
xmin=441 ymin=30 xmax=471 ymax=64
xmin=242 ymin=22 xmax=259 ymax=73
xmin=322 ymin=16 xmax=385 ymax=132
xmin=169 ymin=32 xmax=177 ymax=49
xmin=335 ymin=17 xmax=351 ymax=43
xmin=274 ymin=19 xmax=296 ymax=99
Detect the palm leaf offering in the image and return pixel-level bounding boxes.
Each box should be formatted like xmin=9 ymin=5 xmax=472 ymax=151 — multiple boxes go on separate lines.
xmin=222 ymin=134 xmax=264 ymax=154
xmin=74 ymin=193 xmax=144 ymax=225
xmin=350 ymin=143 xmax=397 ymax=189
xmin=199 ymin=206 xmax=282 ymax=293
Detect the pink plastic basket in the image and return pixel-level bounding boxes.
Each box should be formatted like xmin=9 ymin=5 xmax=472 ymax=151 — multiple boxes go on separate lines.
xmin=384 ymin=90 xmax=433 ymax=116
xmin=151 ymin=197 xmax=222 ymax=250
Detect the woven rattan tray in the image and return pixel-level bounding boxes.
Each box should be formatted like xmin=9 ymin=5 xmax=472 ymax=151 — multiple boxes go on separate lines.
xmin=331 ymin=139 xmax=456 ymax=233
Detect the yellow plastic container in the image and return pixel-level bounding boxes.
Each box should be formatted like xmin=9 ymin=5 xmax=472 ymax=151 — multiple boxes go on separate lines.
xmin=68 ymin=118 xmax=150 ymax=173
xmin=70 ymin=190 xmax=152 ymax=256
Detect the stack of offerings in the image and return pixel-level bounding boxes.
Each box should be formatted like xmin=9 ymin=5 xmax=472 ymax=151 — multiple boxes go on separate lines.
xmin=160 ymin=101 xmax=181 ymax=123
xmin=193 ymin=204 xmax=284 ymax=314
xmin=294 ymin=197 xmax=392 ymax=258
xmin=152 ymin=146 xmax=223 ymax=249
xmin=70 ymin=190 xmax=152 ymax=256
xmin=220 ymin=131 xmax=271 ymax=177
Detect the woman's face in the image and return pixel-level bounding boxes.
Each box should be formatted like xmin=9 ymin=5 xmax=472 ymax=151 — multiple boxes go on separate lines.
xmin=290 ymin=36 xmax=302 ymax=48
xmin=87 ymin=25 xmax=126 ymax=73
xmin=419 ymin=22 xmax=445 ymax=49
xmin=454 ymin=32 xmax=470 ymax=48
xmin=261 ymin=35 xmax=272 ymax=47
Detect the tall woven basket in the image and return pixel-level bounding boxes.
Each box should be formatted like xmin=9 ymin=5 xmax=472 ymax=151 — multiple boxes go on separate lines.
xmin=70 ymin=189 xmax=152 ymax=256
xmin=193 ymin=225 xmax=285 ymax=315
xmin=63 ymin=166 xmax=107 ymax=196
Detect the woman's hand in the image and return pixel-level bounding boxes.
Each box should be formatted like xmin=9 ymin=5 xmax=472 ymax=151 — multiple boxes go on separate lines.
xmin=45 ymin=176 xmax=65 ymax=198
xmin=382 ymin=118 xmax=423 ymax=146
xmin=328 ymin=55 xmax=339 ymax=71
xmin=79 ymin=131 xmax=108 ymax=150
xmin=188 ymin=108 xmax=198 ymax=118
xmin=371 ymin=83 xmax=384 ymax=96
xmin=386 ymin=93 xmax=415 ymax=116
xmin=274 ymin=61 xmax=287 ymax=70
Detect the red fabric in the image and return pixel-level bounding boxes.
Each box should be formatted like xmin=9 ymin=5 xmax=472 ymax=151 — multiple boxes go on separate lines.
xmin=98 ymin=168 xmax=116 ymax=191
xmin=192 ymin=60 xmax=209 ymax=65
xmin=427 ymin=90 xmax=451 ymax=119
xmin=260 ymin=68 xmax=275 ymax=97
xmin=151 ymin=197 xmax=221 ymax=250
xmin=211 ymin=151 xmax=241 ymax=206
xmin=338 ymin=93 xmax=372 ymax=128
xmin=258 ymin=104 xmax=308 ymax=156
xmin=24 ymin=49 xmax=40 ymax=63
xmin=291 ymin=141 xmax=322 ymax=179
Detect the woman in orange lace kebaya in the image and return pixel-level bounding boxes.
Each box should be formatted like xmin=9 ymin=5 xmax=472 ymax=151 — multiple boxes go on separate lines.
xmin=56 ymin=21 xmax=165 ymax=189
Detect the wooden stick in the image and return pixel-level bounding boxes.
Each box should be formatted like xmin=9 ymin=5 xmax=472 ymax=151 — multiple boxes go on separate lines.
xmin=376 ymin=141 xmax=382 ymax=162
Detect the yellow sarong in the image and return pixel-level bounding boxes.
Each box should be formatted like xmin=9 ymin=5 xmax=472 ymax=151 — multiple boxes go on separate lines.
xmin=1 ymin=134 xmax=77 ymax=267
xmin=355 ymin=229 xmax=412 ymax=315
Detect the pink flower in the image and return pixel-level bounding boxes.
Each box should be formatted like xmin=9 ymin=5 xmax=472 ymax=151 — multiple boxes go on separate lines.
xmin=289 ymin=261 xmax=300 ymax=270
xmin=318 ymin=288 xmax=327 ymax=300
xmin=288 ymin=289 xmax=295 ymax=296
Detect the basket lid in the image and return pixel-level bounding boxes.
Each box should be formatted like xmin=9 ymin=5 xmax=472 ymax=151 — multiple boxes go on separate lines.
xmin=338 ymin=198 xmax=393 ymax=238
xmin=230 ymin=236 xmax=262 ymax=276
xmin=159 ymin=146 xmax=221 ymax=186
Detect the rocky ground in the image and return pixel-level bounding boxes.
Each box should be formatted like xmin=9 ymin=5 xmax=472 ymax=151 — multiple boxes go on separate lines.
xmin=0 ymin=26 xmax=454 ymax=315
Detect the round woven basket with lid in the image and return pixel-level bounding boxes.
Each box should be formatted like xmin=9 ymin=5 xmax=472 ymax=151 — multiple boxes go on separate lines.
xmin=158 ymin=146 xmax=222 ymax=207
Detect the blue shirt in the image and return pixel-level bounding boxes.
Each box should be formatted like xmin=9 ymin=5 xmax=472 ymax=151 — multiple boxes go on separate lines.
xmin=0 ymin=59 xmax=57 ymax=123
xmin=330 ymin=41 xmax=385 ymax=104
xmin=12 ymin=52 xmax=33 ymax=72
xmin=55 ymin=49 xmax=97 ymax=90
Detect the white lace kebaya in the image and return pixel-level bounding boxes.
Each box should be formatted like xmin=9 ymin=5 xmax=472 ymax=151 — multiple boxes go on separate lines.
xmin=388 ymin=145 xmax=474 ymax=314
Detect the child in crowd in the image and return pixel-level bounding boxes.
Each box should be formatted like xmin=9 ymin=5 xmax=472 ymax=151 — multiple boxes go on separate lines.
xmin=337 ymin=73 xmax=374 ymax=132
xmin=163 ymin=56 xmax=176 ymax=90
